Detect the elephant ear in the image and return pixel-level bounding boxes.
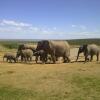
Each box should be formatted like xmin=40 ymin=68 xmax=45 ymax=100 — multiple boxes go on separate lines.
xmin=83 ymin=44 xmax=88 ymax=53
xmin=36 ymin=41 xmax=42 ymax=50
xmin=18 ymin=44 xmax=24 ymax=51
xmin=43 ymin=40 xmax=50 ymax=50
xmin=83 ymin=44 xmax=87 ymax=49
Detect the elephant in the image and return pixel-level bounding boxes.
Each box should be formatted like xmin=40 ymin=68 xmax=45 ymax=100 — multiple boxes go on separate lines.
xmin=33 ymin=50 xmax=52 ymax=63
xmin=36 ymin=40 xmax=70 ymax=63
xmin=33 ymin=50 xmax=48 ymax=63
xmin=16 ymin=49 xmax=33 ymax=62
xmin=76 ymin=45 xmax=86 ymax=61
xmin=18 ymin=44 xmax=36 ymax=52
xmin=83 ymin=44 xmax=100 ymax=62
xmin=3 ymin=53 xmax=18 ymax=63
xmin=18 ymin=44 xmax=36 ymax=61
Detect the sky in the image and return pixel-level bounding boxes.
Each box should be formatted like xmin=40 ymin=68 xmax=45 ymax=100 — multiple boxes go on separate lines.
xmin=0 ymin=0 xmax=100 ymax=39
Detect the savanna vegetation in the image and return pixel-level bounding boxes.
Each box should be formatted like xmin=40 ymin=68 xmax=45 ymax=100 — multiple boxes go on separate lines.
xmin=0 ymin=39 xmax=100 ymax=100
xmin=0 ymin=38 xmax=100 ymax=49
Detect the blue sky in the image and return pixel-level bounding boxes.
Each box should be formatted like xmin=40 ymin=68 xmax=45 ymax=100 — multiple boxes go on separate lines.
xmin=0 ymin=0 xmax=100 ymax=39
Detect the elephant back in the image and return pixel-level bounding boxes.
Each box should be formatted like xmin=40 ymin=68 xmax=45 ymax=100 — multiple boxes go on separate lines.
xmin=18 ymin=44 xmax=36 ymax=52
xmin=50 ymin=40 xmax=70 ymax=50
xmin=22 ymin=49 xmax=33 ymax=56
xmin=49 ymin=40 xmax=70 ymax=57
xmin=87 ymin=44 xmax=100 ymax=53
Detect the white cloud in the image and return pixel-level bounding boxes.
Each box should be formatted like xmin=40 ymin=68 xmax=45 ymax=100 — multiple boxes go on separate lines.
xmin=0 ymin=19 xmax=31 ymax=27
xmin=72 ymin=24 xmax=87 ymax=30
xmin=29 ymin=27 xmax=39 ymax=32
xmin=72 ymin=25 xmax=77 ymax=27
xmin=53 ymin=27 xmax=57 ymax=30
xmin=80 ymin=25 xmax=86 ymax=30
xmin=0 ymin=19 xmax=100 ymax=39
xmin=0 ymin=19 xmax=59 ymax=36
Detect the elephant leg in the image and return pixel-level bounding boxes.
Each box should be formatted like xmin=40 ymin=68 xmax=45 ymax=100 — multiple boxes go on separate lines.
xmin=27 ymin=57 xmax=29 ymax=61
xmin=63 ymin=56 xmax=66 ymax=63
xmin=16 ymin=58 xmax=18 ymax=62
xmin=41 ymin=56 xmax=45 ymax=64
xmin=21 ymin=56 xmax=23 ymax=62
xmin=9 ymin=59 xmax=12 ymax=63
xmin=42 ymin=58 xmax=45 ymax=64
xmin=30 ymin=57 xmax=32 ymax=61
xmin=13 ymin=58 xmax=16 ymax=63
xmin=6 ymin=58 xmax=8 ymax=62
xmin=76 ymin=52 xmax=80 ymax=61
xmin=90 ymin=54 xmax=93 ymax=62
xmin=51 ymin=54 xmax=56 ymax=64
xmin=40 ymin=54 xmax=45 ymax=64
xmin=63 ymin=56 xmax=70 ymax=63
xmin=66 ymin=57 xmax=70 ymax=62
xmin=56 ymin=57 xmax=58 ymax=61
xmin=85 ymin=55 xmax=88 ymax=62
xmin=25 ymin=57 xmax=27 ymax=63
xmin=14 ymin=60 xmax=16 ymax=63
xmin=35 ymin=56 xmax=38 ymax=63
xmin=28 ymin=57 xmax=32 ymax=62
xmin=44 ymin=54 xmax=48 ymax=63
xmin=97 ymin=53 xmax=99 ymax=61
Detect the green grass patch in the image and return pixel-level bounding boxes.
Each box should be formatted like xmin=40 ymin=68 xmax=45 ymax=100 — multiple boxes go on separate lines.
xmin=71 ymin=74 xmax=100 ymax=100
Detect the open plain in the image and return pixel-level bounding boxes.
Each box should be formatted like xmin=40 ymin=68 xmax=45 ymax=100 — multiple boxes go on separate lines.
xmin=0 ymin=46 xmax=100 ymax=100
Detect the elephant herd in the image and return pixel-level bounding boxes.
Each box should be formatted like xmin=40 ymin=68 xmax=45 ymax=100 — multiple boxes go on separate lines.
xmin=3 ymin=40 xmax=100 ymax=64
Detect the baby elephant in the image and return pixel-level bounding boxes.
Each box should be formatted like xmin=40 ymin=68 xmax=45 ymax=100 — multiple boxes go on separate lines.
xmin=76 ymin=45 xmax=89 ymax=61
xmin=33 ymin=50 xmax=48 ymax=63
xmin=84 ymin=44 xmax=100 ymax=62
xmin=3 ymin=53 xmax=17 ymax=63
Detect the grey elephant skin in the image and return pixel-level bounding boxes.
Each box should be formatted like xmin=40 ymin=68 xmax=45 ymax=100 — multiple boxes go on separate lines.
xmin=17 ymin=49 xmax=33 ymax=62
xmin=36 ymin=40 xmax=70 ymax=63
xmin=76 ymin=45 xmax=86 ymax=61
xmin=33 ymin=50 xmax=48 ymax=63
xmin=3 ymin=53 xmax=17 ymax=63
xmin=84 ymin=44 xmax=100 ymax=62
xmin=18 ymin=44 xmax=36 ymax=52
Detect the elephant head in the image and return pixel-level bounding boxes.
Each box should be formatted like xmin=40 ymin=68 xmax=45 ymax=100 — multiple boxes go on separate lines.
xmin=18 ymin=44 xmax=25 ymax=51
xmin=76 ymin=44 xmax=88 ymax=61
xmin=36 ymin=40 xmax=50 ymax=52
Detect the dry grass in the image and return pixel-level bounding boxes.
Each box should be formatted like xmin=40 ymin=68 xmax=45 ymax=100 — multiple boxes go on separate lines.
xmin=0 ymin=49 xmax=100 ymax=100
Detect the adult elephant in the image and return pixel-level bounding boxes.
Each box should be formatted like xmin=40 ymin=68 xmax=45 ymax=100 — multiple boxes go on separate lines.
xmin=18 ymin=44 xmax=36 ymax=52
xmin=83 ymin=44 xmax=100 ymax=62
xmin=36 ymin=40 xmax=70 ymax=63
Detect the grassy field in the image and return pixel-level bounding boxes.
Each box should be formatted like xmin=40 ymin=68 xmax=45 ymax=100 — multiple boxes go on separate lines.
xmin=0 ymin=39 xmax=100 ymax=100
xmin=0 ymin=60 xmax=100 ymax=100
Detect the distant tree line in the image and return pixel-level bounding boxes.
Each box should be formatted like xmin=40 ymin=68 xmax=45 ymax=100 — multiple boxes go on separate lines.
xmin=67 ymin=38 xmax=100 ymax=45
xmin=0 ymin=39 xmax=100 ymax=49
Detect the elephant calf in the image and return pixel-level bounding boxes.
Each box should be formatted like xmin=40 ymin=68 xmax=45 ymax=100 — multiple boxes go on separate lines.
xmin=84 ymin=44 xmax=100 ymax=62
xmin=76 ymin=44 xmax=100 ymax=62
xmin=33 ymin=50 xmax=48 ymax=63
xmin=16 ymin=49 xmax=33 ymax=62
xmin=3 ymin=53 xmax=17 ymax=63
xmin=76 ymin=45 xmax=85 ymax=61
